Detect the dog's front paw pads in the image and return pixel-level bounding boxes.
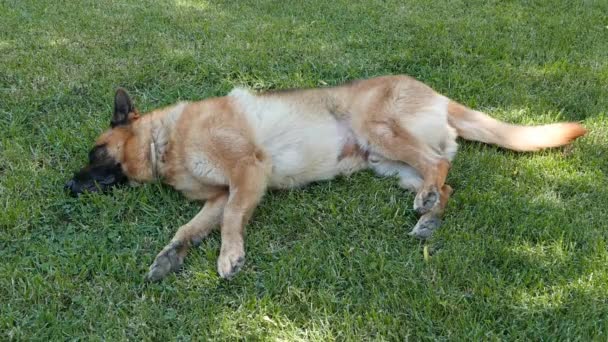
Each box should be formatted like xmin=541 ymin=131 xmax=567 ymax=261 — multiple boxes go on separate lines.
xmin=409 ymin=215 xmax=441 ymax=239
xmin=414 ymin=186 xmax=439 ymax=215
xmin=217 ymin=250 xmax=245 ymax=280
xmin=146 ymin=241 xmax=183 ymax=282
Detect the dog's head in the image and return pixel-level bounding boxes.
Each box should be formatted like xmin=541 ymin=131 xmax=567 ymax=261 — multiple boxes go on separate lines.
xmin=65 ymin=89 xmax=140 ymax=196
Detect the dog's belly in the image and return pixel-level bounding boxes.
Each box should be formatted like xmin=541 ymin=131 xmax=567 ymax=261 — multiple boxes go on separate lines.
xmin=231 ymin=88 xmax=367 ymax=189
xmin=264 ymin=119 xmax=368 ymax=189
xmin=265 ymin=124 xmax=341 ymax=188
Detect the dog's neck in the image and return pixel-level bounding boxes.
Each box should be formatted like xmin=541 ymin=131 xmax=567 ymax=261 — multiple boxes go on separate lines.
xmin=148 ymin=117 xmax=170 ymax=181
xmin=131 ymin=102 xmax=187 ymax=182
xmin=149 ymin=140 xmax=160 ymax=180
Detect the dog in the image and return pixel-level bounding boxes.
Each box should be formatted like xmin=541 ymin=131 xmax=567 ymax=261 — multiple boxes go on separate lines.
xmin=65 ymin=75 xmax=587 ymax=281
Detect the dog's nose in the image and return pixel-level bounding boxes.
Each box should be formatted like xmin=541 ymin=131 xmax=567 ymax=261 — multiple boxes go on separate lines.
xmin=65 ymin=179 xmax=76 ymax=192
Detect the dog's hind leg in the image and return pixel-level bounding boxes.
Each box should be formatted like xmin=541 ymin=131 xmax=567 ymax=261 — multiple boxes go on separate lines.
xmin=409 ymin=184 xmax=453 ymax=239
xmin=146 ymin=192 xmax=228 ymax=282
xmin=361 ymin=118 xmax=451 ymax=216
xmin=368 ymin=155 xmax=452 ymax=238
xmin=368 ymin=155 xmax=424 ymax=192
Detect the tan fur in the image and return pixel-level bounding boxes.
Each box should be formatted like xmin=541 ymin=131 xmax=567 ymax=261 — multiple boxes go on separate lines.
xmin=447 ymin=101 xmax=587 ymax=151
xmin=90 ymin=75 xmax=586 ymax=281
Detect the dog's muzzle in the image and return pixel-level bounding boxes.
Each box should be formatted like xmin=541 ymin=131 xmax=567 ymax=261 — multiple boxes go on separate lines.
xmin=64 ymin=179 xmax=76 ymax=193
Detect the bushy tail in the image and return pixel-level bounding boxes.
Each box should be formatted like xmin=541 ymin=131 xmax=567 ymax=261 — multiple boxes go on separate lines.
xmin=447 ymin=101 xmax=586 ymax=151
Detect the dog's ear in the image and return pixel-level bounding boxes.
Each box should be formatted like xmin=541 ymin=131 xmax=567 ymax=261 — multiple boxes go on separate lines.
xmin=111 ymin=88 xmax=138 ymax=127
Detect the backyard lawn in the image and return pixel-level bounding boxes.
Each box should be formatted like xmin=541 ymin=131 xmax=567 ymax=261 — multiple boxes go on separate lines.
xmin=1 ymin=0 xmax=607 ymax=339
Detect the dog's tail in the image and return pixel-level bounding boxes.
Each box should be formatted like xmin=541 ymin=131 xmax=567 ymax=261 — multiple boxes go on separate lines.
xmin=446 ymin=101 xmax=586 ymax=151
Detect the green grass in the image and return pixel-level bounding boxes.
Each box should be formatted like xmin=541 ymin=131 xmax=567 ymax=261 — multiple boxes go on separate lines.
xmin=1 ymin=0 xmax=607 ymax=339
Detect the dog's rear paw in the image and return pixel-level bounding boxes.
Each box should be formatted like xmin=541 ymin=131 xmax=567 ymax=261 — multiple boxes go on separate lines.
xmin=217 ymin=247 xmax=245 ymax=280
xmin=145 ymin=241 xmax=184 ymax=282
xmin=413 ymin=186 xmax=440 ymax=215
xmin=409 ymin=215 xmax=441 ymax=239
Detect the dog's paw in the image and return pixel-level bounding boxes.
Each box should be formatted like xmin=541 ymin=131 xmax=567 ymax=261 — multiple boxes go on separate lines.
xmin=409 ymin=215 xmax=442 ymax=239
xmin=413 ymin=186 xmax=440 ymax=215
xmin=145 ymin=241 xmax=184 ymax=282
xmin=217 ymin=247 xmax=245 ymax=280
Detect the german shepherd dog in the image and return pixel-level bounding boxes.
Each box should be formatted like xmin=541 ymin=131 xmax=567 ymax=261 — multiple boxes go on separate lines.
xmin=66 ymin=75 xmax=586 ymax=281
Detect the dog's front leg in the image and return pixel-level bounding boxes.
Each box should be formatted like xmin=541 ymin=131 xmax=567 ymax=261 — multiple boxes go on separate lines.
xmin=146 ymin=192 xmax=229 ymax=282
xmin=217 ymin=164 xmax=267 ymax=279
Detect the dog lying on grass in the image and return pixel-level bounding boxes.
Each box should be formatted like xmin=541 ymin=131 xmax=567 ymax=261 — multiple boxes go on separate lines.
xmin=65 ymin=75 xmax=586 ymax=281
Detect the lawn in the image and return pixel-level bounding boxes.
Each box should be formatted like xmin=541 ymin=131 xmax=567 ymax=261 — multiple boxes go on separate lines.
xmin=1 ymin=0 xmax=607 ymax=340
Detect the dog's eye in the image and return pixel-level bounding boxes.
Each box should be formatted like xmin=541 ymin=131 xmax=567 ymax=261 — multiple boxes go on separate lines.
xmin=88 ymin=144 xmax=107 ymax=163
